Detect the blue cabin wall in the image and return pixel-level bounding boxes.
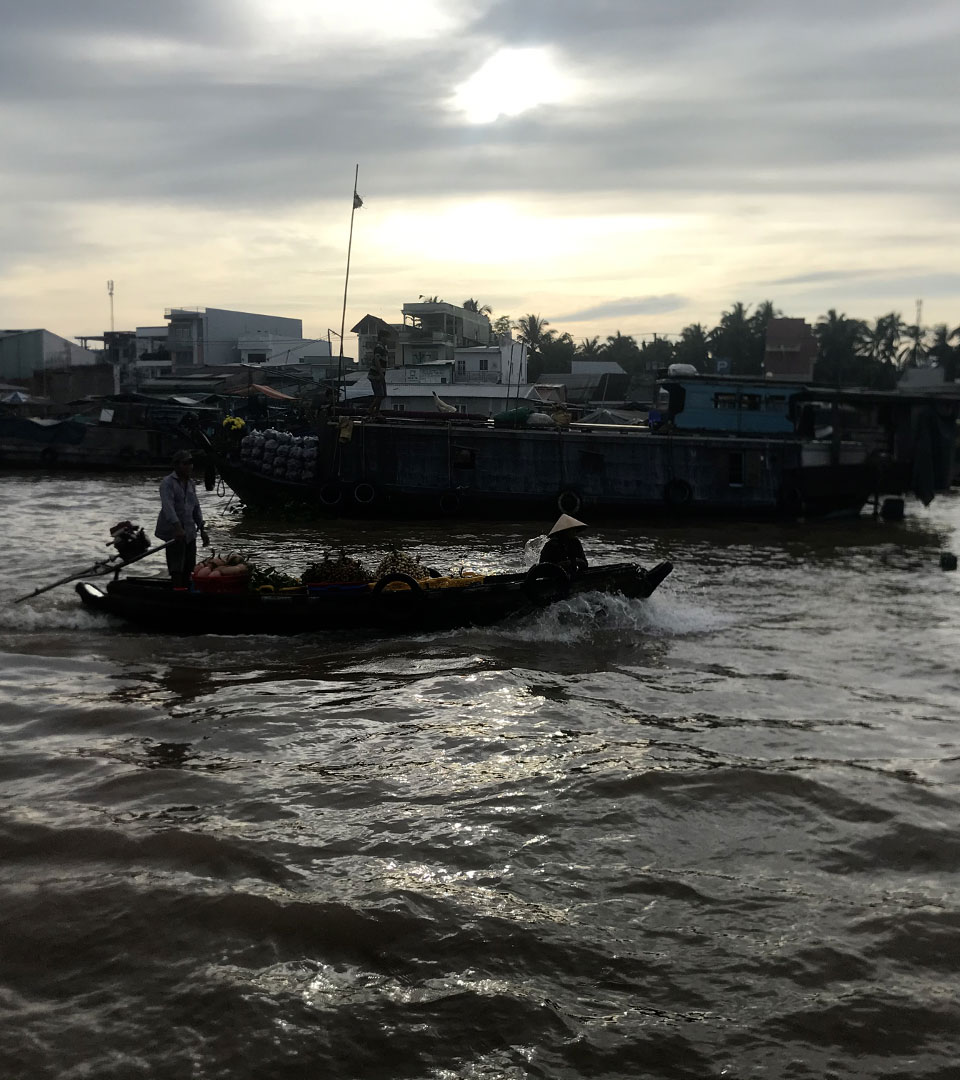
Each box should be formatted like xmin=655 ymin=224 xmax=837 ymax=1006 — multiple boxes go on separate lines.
xmin=664 ymin=379 xmax=798 ymax=435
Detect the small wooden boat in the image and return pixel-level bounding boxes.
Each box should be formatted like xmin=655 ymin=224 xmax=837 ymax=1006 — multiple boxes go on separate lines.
xmin=75 ymin=560 xmax=674 ymax=635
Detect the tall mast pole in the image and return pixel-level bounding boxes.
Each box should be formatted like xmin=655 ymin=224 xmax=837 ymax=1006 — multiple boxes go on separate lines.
xmin=337 ymin=164 xmax=360 ymax=402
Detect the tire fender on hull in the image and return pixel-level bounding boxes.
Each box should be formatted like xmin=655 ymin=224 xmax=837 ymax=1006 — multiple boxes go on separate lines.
xmin=663 ymin=478 xmax=692 ymax=506
xmin=557 ymin=490 xmax=581 ymax=515
xmin=318 ymin=482 xmax=343 ymax=507
xmin=372 ymin=573 xmax=424 ymax=597
xmin=523 ymin=562 xmax=571 ymax=605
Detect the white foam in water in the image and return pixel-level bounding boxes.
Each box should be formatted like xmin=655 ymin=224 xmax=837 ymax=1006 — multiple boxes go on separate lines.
xmin=489 ymin=578 xmax=733 ymax=644
xmin=0 ymin=591 xmax=113 ymax=634
xmin=521 ymin=534 xmax=548 ymax=568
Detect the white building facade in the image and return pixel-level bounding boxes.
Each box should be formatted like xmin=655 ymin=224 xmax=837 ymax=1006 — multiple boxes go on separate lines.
xmin=165 ymin=307 xmax=303 ymax=371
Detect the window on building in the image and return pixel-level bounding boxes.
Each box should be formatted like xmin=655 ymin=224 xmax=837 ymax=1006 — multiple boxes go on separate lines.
xmin=479 ymin=356 xmax=488 ymax=371
xmin=740 ymin=394 xmax=762 ymax=411
xmin=392 ymin=403 xmax=405 ymax=413
xmin=456 ymin=360 xmax=466 ymax=375
xmin=456 ymin=404 xmax=467 ymax=414
xmin=714 ymin=392 xmax=737 ymax=410
xmin=247 ymin=352 xmax=267 ymax=364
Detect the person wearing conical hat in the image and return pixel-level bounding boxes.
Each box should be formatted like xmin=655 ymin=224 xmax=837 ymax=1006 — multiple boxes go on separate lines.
xmin=538 ymin=514 xmax=589 ymax=576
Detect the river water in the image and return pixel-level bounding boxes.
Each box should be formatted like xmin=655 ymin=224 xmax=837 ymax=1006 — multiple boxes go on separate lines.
xmin=1 ymin=472 xmax=959 ymax=1080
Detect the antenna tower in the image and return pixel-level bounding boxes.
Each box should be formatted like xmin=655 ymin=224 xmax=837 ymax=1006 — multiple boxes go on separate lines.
xmin=107 ymin=280 xmax=115 ymax=332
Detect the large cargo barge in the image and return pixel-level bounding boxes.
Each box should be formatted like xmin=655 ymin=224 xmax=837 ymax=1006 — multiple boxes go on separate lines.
xmin=213 ymin=376 xmax=959 ymax=520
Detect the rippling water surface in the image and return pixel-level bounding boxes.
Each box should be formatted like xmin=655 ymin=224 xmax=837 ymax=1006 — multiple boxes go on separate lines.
xmin=2 ymin=472 xmax=960 ymax=1079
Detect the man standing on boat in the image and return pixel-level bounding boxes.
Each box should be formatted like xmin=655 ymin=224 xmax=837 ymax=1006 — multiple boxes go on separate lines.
xmin=155 ymin=449 xmax=209 ymax=589
xmin=539 ymin=515 xmax=589 ymax=576
xmin=369 ymin=342 xmax=388 ymax=415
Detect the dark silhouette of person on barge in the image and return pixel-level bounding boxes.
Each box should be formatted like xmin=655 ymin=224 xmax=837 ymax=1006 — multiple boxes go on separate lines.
xmin=538 ymin=514 xmax=589 ymax=576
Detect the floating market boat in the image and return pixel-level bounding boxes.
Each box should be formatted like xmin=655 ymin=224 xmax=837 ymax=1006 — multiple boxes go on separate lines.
xmin=75 ymin=559 xmax=674 ymax=635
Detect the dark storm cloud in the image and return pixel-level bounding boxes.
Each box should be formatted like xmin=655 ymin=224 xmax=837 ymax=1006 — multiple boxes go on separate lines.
xmin=553 ymin=295 xmax=687 ymax=321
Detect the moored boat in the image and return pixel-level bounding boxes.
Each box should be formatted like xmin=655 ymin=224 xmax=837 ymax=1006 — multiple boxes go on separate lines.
xmin=211 ymin=377 xmax=960 ymax=521
xmin=75 ymin=560 xmax=674 ymax=635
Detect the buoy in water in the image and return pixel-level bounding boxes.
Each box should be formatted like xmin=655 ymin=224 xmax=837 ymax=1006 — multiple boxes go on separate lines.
xmin=940 ymin=552 xmax=957 ymax=571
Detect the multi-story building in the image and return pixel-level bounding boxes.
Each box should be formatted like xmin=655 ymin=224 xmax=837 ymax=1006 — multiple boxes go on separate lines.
xmin=352 ymin=300 xmax=493 ymax=371
xmin=344 ymin=338 xmax=531 ymax=415
xmin=165 ymin=307 xmax=303 ymax=372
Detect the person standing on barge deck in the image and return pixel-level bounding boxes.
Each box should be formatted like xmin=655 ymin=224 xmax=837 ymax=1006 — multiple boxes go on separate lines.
xmin=155 ymin=449 xmax=209 ymax=588
xmin=538 ymin=514 xmax=589 ymax=576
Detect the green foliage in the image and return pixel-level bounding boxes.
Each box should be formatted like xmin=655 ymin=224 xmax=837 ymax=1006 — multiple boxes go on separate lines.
xmin=462 ymin=298 xmax=493 ymax=315
xmin=674 ymin=323 xmax=710 ymax=369
xmin=536 ymin=333 xmax=576 ymax=377
xmin=602 ymin=331 xmax=641 ymax=373
xmin=515 ymin=314 xmax=556 ymax=354
xmin=463 ymin=295 xmax=958 ymax=390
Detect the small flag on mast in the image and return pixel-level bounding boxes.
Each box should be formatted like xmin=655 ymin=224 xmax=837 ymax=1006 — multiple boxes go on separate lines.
xmin=353 ymin=191 xmax=364 ymax=209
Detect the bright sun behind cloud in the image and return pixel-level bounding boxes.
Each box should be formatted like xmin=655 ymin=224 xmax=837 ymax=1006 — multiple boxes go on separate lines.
xmin=451 ymin=47 xmax=577 ymax=124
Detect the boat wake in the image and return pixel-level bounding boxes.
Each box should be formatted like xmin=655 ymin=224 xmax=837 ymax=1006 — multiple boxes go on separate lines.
xmin=476 ymin=580 xmax=731 ymax=644
xmin=1 ymin=591 xmax=108 ymax=634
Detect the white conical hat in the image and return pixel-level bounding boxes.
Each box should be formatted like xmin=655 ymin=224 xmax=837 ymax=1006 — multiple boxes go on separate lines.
xmin=549 ymin=514 xmax=588 ymax=535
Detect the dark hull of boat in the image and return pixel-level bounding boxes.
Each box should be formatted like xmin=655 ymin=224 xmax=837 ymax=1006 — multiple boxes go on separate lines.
xmin=76 ymin=561 xmax=674 ymax=636
xmin=216 ymin=419 xmax=897 ymax=522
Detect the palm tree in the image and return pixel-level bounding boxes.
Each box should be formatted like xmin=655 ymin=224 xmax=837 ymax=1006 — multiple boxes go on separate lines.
xmin=815 ymin=309 xmax=869 ymax=386
xmin=709 ymin=301 xmax=756 ymax=374
xmin=578 ymin=336 xmax=602 ymax=358
xmin=602 ymin=331 xmax=642 ymax=374
xmin=515 ymin=314 xmax=556 ymax=355
xmin=898 ymin=320 xmax=928 ymax=368
xmin=674 ymin=323 xmax=710 ymax=369
xmin=929 ymin=323 xmax=960 ymax=380
xmin=462 ymin=299 xmax=493 ymax=315
xmin=865 ymin=312 xmax=905 ymax=365
xmin=751 ymin=299 xmax=781 ymax=336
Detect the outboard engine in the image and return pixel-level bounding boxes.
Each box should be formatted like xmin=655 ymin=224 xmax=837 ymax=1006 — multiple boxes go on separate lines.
xmin=109 ymin=521 xmax=149 ymax=563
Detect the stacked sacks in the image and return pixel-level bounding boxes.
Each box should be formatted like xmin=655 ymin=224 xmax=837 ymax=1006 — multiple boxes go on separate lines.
xmin=238 ymin=429 xmax=318 ymax=483
xmin=301 ymin=436 xmax=318 ymax=482
xmin=302 ymin=549 xmax=370 ymax=585
xmin=374 ymin=547 xmax=430 ymax=582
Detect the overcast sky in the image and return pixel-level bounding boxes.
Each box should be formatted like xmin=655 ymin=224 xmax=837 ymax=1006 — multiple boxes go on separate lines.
xmin=1 ymin=0 xmax=958 ymax=351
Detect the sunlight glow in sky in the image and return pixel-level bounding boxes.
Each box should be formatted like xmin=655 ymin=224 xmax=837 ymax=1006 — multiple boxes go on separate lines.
xmin=2 ymin=0 xmax=959 ymax=347
xmin=451 ymin=48 xmax=578 ymax=124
